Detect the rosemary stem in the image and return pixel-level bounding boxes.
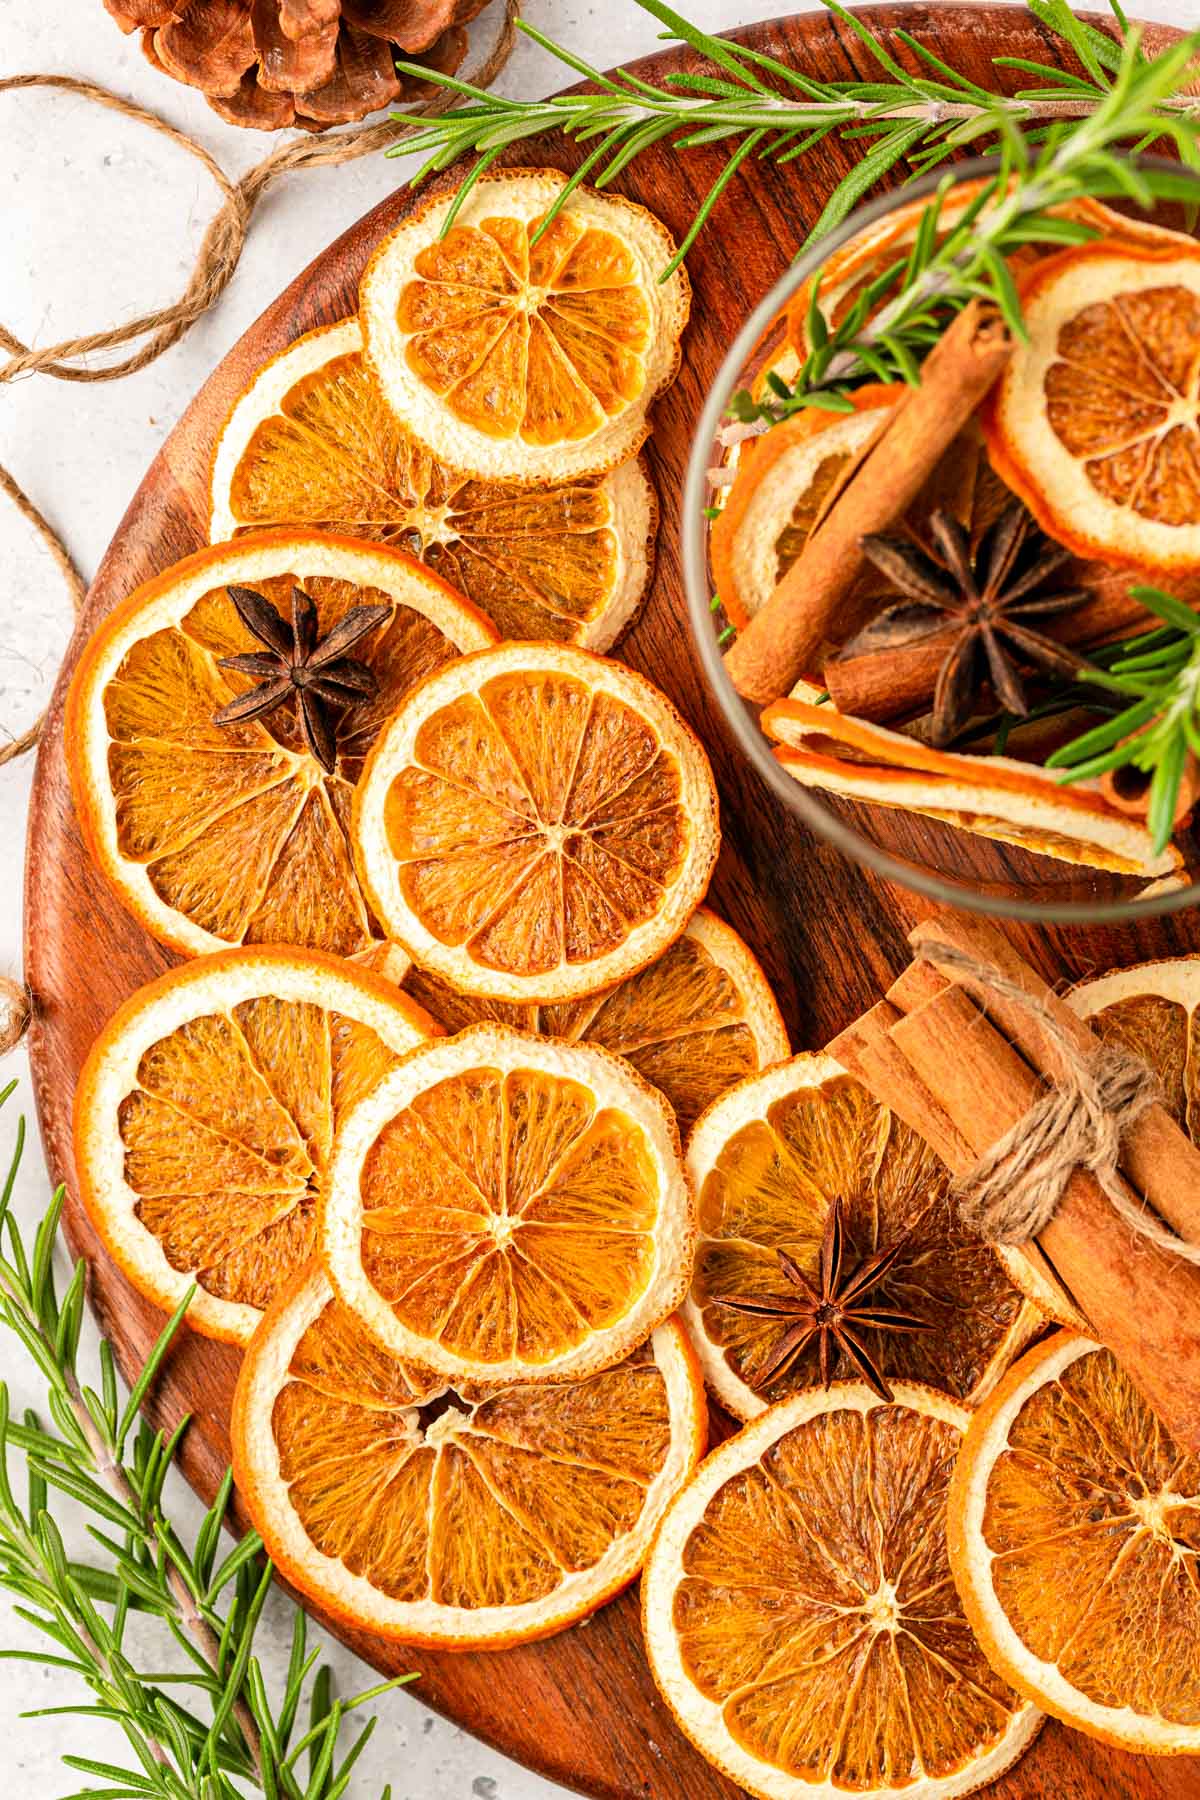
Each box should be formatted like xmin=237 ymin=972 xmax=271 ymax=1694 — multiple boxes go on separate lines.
xmin=2 ymin=1264 xmax=267 ymax=1785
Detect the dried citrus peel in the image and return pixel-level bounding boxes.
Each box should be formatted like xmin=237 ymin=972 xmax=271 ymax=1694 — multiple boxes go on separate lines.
xmin=762 ymin=701 xmax=1181 ymax=877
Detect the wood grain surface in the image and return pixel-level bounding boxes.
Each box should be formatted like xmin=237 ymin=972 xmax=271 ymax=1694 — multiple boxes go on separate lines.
xmin=23 ymin=7 xmax=1200 ymax=1797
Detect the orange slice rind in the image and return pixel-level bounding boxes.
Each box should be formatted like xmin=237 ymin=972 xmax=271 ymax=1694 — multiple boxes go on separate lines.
xmin=72 ymin=945 xmax=437 ymax=1343
xmin=643 ymin=1381 xmax=1043 ymax=1800
xmin=711 ymin=387 xmax=902 ymax=631
xmin=360 ymin=169 xmax=690 ymax=485
xmin=209 ymin=317 xmax=658 ymax=651
xmin=762 ymin=700 xmax=1182 ymax=878
xmin=353 ymin=641 xmax=720 ymax=1004
xmin=683 ymin=1052 xmax=1039 ymax=1420
xmin=65 ymin=530 xmax=497 ymax=959
xmin=320 ymin=1022 xmax=696 ymax=1384
xmin=402 ymin=907 xmax=789 ymax=1136
xmin=233 ymin=1264 xmax=707 ymax=1648
xmin=984 ymin=241 xmax=1200 ymax=572
xmin=949 ymin=1331 xmax=1200 ymax=1754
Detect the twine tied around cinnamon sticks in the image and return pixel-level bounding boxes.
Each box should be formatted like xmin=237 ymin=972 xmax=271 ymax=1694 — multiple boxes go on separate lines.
xmin=915 ymin=939 xmax=1200 ymax=1264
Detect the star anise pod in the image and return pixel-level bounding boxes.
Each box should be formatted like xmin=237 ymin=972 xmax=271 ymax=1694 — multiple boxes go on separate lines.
xmin=717 ymin=1200 xmax=929 ymax=1402
xmin=212 ymin=584 xmax=389 ymax=774
xmin=838 ymin=503 xmax=1093 ymax=746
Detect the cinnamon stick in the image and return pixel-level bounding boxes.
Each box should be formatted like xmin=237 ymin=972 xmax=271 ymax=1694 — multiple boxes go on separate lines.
xmin=889 ymin=980 xmax=1200 ymax=1452
xmin=1098 ymin=749 xmax=1200 ymax=826
xmin=906 ymin=911 xmax=1200 ymax=1247
xmin=829 ymin=999 xmax=1079 ymax=1325
xmin=824 ymin=572 xmax=1160 ymax=725
xmin=724 ymin=301 xmax=1014 ymax=705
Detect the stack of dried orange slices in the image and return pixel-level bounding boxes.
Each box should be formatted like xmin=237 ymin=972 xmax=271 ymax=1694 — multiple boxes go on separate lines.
xmin=64 ymin=171 xmax=760 ymax=1653
xmin=210 ymin=167 xmax=689 ymax=653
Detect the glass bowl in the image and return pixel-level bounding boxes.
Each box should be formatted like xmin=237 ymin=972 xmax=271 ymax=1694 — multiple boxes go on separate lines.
xmin=683 ymin=155 xmax=1200 ymax=925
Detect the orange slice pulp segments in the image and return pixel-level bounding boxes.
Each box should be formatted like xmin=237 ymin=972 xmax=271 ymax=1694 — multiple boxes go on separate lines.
xmin=232 ymin=1265 xmax=707 ymax=1648
xmin=642 ymin=1382 xmax=1042 ymax=1800
xmin=360 ymin=169 xmax=690 ymax=484
xmin=209 ymin=318 xmax=658 ymax=651
xmin=353 ymin=642 xmax=720 ymax=1004
xmin=320 ymin=1023 xmax=695 ymax=1384
xmin=403 ymin=908 xmax=789 ymax=1136
xmin=72 ymin=945 xmax=437 ymax=1343
xmin=761 ymin=700 xmax=1182 ymax=878
xmin=65 ymin=530 xmax=496 ymax=958
xmin=983 ymin=240 xmax=1200 ymax=571
xmin=683 ymin=1052 xmax=1038 ymax=1420
xmin=710 ymin=386 xmax=901 ymax=632
xmin=949 ymin=1331 xmax=1200 ymax=1754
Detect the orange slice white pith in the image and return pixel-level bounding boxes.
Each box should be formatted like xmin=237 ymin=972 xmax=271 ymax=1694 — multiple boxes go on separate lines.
xmin=762 ymin=700 xmax=1181 ymax=878
xmin=209 ymin=317 xmax=658 ymax=651
xmin=320 ymin=1022 xmax=695 ymax=1385
xmin=949 ymin=1331 xmax=1200 ymax=1754
xmin=359 ymin=169 xmax=690 ymax=485
xmin=65 ymin=530 xmax=496 ymax=959
xmin=403 ymin=907 xmax=789 ymax=1136
xmin=353 ymin=641 xmax=720 ymax=1004
xmin=683 ymin=1052 xmax=1039 ymax=1420
xmin=233 ymin=1265 xmax=706 ymax=1649
xmin=72 ymin=946 xmax=437 ymax=1343
xmin=642 ymin=1382 xmax=1042 ymax=1800
xmin=711 ymin=387 xmax=901 ymax=631
xmin=984 ymin=241 xmax=1200 ymax=571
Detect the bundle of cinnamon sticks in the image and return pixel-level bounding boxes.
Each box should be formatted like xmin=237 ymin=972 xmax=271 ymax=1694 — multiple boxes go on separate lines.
xmin=831 ymin=909 xmax=1200 ymax=1453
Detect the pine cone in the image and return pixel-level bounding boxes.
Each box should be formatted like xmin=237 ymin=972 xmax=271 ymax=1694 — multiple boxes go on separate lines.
xmin=103 ymin=0 xmax=489 ymax=130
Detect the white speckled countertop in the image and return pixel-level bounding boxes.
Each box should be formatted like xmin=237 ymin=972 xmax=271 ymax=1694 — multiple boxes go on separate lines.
xmin=1 ymin=0 xmax=1193 ymax=1791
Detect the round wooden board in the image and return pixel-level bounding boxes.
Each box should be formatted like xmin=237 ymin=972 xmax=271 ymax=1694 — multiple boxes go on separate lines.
xmin=24 ymin=6 xmax=1200 ymax=1796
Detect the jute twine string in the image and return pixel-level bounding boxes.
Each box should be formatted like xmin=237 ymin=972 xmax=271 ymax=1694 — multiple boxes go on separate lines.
xmin=917 ymin=938 xmax=1200 ymax=1266
xmin=0 ymin=0 xmax=519 ymax=763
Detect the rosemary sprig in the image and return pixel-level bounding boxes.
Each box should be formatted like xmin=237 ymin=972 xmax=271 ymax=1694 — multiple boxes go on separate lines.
xmin=738 ymin=25 xmax=1200 ymax=422
xmin=0 ymin=1083 xmax=409 ymax=1800
xmin=386 ymin=0 xmax=1200 ymax=280
xmin=1048 ymin=592 xmax=1200 ymax=852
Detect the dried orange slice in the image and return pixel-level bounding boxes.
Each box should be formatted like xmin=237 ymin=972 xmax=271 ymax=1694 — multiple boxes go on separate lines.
xmin=984 ymin=241 xmax=1200 ymax=571
xmin=402 ymin=908 xmax=789 ymax=1135
xmin=711 ymin=387 xmax=901 ymax=631
xmin=762 ymin=700 xmax=1181 ymax=878
xmin=949 ymin=1330 xmax=1200 ymax=1753
xmin=233 ymin=1264 xmax=706 ymax=1648
xmin=359 ymin=169 xmax=690 ymax=484
xmin=209 ymin=318 xmax=657 ymax=651
xmin=683 ymin=1053 xmax=1037 ymax=1421
xmin=65 ymin=530 xmax=496 ymax=958
xmin=353 ymin=642 xmax=720 ymax=1003
xmin=320 ymin=1022 xmax=695 ymax=1384
xmin=642 ymin=1382 xmax=1042 ymax=1799
xmin=73 ymin=946 xmax=437 ymax=1343
xmin=1070 ymin=954 xmax=1200 ymax=1132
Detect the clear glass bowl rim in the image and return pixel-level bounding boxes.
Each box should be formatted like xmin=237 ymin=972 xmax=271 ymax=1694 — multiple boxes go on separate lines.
xmin=681 ymin=151 xmax=1200 ymax=926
